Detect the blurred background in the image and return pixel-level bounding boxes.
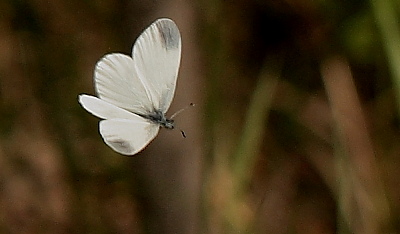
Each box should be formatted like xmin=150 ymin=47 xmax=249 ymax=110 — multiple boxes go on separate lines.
xmin=1 ymin=0 xmax=400 ymax=233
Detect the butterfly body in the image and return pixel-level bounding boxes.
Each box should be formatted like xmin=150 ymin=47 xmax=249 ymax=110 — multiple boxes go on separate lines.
xmin=138 ymin=110 xmax=175 ymax=129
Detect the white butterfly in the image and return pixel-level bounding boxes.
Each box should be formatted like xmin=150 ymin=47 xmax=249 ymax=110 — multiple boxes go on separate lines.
xmin=78 ymin=18 xmax=181 ymax=155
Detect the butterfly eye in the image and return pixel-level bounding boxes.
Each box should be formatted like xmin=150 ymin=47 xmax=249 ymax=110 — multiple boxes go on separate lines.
xmin=163 ymin=119 xmax=175 ymax=129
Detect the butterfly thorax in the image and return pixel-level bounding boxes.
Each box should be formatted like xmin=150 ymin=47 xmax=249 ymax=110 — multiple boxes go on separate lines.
xmin=139 ymin=110 xmax=174 ymax=129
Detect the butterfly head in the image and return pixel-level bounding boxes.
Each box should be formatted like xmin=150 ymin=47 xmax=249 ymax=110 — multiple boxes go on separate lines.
xmin=161 ymin=118 xmax=175 ymax=129
xmin=142 ymin=110 xmax=175 ymax=129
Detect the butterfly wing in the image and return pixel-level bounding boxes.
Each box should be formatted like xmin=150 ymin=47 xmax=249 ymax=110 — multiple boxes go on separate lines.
xmin=94 ymin=18 xmax=181 ymax=115
xmin=94 ymin=53 xmax=153 ymax=115
xmin=79 ymin=94 xmax=139 ymax=120
xmin=79 ymin=94 xmax=159 ymax=155
xmin=100 ymin=119 xmax=159 ymax=155
xmin=132 ymin=18 xmax=182 ymax=113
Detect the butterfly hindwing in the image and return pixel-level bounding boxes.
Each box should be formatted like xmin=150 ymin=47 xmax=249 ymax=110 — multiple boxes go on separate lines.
xmin=79 ymin=94 xmax=159 ymax=155
xmin=100 ymin=119 xmax=160 ymax=155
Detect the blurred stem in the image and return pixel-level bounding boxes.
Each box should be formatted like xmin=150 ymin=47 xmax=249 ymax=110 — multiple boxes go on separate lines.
xmin=228 ymin=61 xmax=280 ymax=233
xmin=371 ymin=0 xmax=400 ymax=114
xmin=333 ymin=132 xmax=352 ymax=234
xmin=200 ymin=1 xmax=230 ymax=233
xmin=322 ymin=56 xmax=391 ymax=234
xmin=232 ymin=61 xmax=279 ymax=190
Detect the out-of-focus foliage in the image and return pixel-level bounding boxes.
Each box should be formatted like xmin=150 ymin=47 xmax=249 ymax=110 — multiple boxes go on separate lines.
xmin=0 ymin=0 xmax=400 ymax=234
xmin=200 ymin=0 xmax=400 ymax=234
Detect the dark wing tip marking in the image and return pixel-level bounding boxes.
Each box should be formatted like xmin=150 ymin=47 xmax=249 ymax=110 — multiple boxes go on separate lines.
xmin=155 ymin=19 xmax=181 ymax=50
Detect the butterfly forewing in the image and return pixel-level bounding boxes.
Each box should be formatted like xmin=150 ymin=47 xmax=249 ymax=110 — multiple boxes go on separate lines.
xmin=79 ymin=94 xmax=141 ymax=120
xmin=94 ymin=54 xmax=153 ymax=115
xmin=132 ymin=18 xmax=181 ymax=113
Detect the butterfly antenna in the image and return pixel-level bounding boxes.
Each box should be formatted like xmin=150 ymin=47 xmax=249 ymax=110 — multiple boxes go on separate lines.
xmin=180 ymin=130 xmax=187 ymax=138
xmin=170 ymin=103 xmax=195 ymax=119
